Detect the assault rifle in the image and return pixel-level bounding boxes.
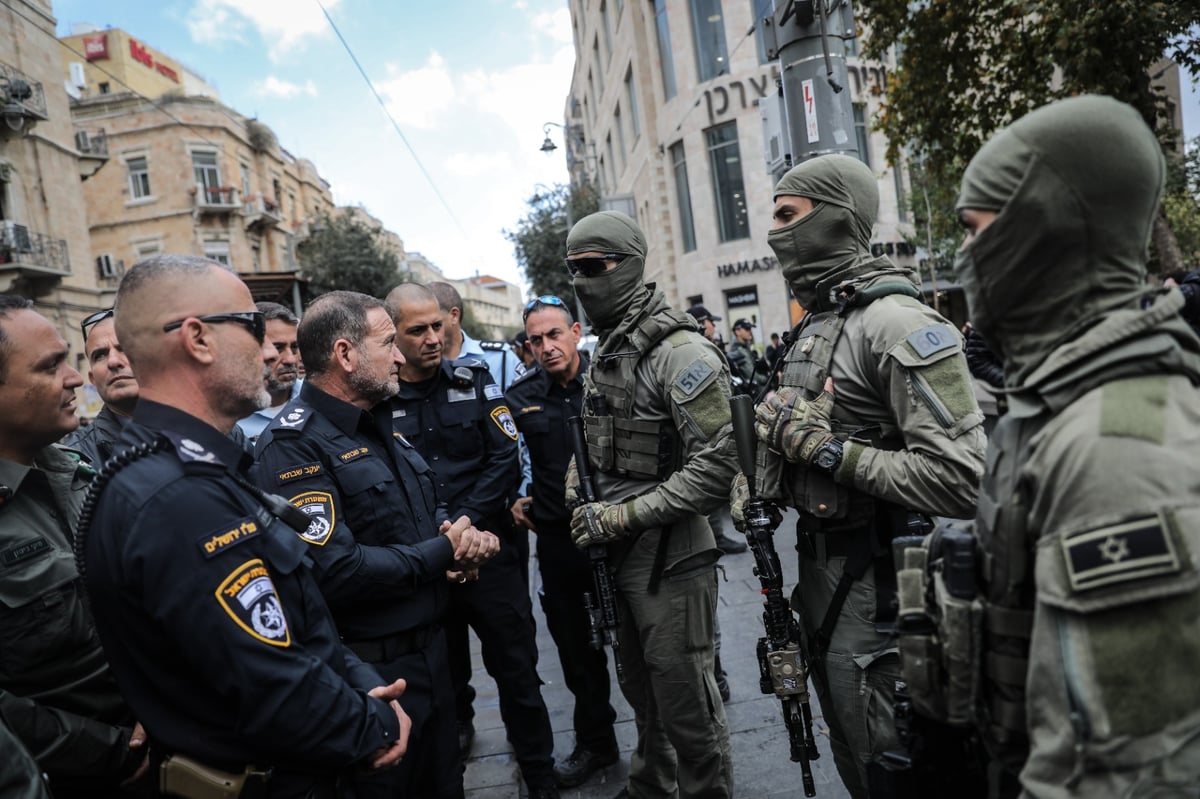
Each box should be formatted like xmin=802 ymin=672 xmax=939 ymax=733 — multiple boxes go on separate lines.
xmin=730 ymin=395 xmax=819 ymax=796
xmin=567 ymin=414 xmax=624 ymax=683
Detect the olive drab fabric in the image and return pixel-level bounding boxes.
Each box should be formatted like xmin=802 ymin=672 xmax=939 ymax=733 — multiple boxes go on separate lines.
xmin=567 ymin=211 xmax=652 ymax=333
xmin=761 ymin=155 xmax=986 ymax=797
xmin=956 ymin=95 xmax=1200 ymax=798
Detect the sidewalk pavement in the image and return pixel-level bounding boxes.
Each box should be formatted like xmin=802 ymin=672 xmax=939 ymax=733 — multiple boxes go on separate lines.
xmin=462 ymin=508 xmax=852 ymax=799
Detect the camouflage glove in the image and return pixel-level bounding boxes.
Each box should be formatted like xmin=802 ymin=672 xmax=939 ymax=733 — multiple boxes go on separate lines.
xmin=570 ymin=501 xmax=630 ymax=549
xmin=565 ymin=456 xmax=582 ymax=508
xmin=730 ymin=473 xmax=751 ymax=531
xmin=754 ymin=385 xmax=837 ymax=465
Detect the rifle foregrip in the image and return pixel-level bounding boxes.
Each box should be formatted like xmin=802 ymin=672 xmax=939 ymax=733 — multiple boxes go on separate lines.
xmin=729 ymin=396 xmax=758 ymax=484
xmin=567 ymin=416 xmax=597 ymax=504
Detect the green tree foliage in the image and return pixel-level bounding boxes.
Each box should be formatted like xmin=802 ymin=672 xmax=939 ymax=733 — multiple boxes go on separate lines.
xmin=504 ymin=182 xmax=600 ymax=308
xmin=296 ymin=212 xmax=405 ymax=298
xmin=1164 ymin=139 xmax=1200 ymax=268
xmin=857 ymin=0 xmax=1200 ymax=271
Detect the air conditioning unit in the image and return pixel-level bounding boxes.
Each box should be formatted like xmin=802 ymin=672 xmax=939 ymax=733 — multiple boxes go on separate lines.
xmin=1 ymin=221 xmax=33 ymax=253
xmin=75 ymin=130 xmax=90 ymax=152
xmin=96 ymin=253 xmax=121 ymax=279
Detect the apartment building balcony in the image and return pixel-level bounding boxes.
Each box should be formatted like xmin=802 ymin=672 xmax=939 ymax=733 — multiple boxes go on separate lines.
xmin=76 ymin=128 xmax=108 ymax=180
xmin=243 ymin=194 xmax=283 ymax=229
xmin=193 ymin=185 xmax=241 ymax=213
xmin=0 ymin=221 xmax=70 ymax=293
xmin=0 ymin=63 xmax=49 ymax=137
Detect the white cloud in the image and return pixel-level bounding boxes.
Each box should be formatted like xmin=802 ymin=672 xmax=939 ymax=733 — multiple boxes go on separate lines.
xmin=187 ymin=0 xmax=341 ymax=61
xmin=256 ymin=76 xmax=318 ymax=98
xmin=512 ymin=0 xmax=529 ymax=9
xmin=444 ymin=150 xmax=514 ymax=178
xmin=531 ymin=8 xmax=572 ymax=45
xmin=375 ymin=52 xmax=457 ymax=130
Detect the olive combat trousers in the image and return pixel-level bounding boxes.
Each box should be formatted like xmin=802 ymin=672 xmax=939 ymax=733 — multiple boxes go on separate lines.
xmin=796 ymin=552 xmax=900 ymax=799
xmin=615 ymin=540 xmax=734 ymax=799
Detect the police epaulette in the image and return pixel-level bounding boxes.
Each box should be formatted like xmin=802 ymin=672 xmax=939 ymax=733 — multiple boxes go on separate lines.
xmin=161 ymin=430 xmax=227 ymax=467
xmin=478 ymin=340 xmax=507 ymax=351
xmin=271 ymin=405 xmax=312 ymax=433
xmin=509 ymin=366 xmax=540 ymax=387
xmin=451 ymin=357 xmax=487 ymax=370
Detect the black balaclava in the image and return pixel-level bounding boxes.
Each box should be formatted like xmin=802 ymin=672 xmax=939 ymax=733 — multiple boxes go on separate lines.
xmin=955 ymin=95 xmax=1165 ymax=386
xmin=566 ymin=211 xmax=650 ymax=332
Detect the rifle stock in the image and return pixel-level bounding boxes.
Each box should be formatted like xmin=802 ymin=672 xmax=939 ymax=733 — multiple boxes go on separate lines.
xmin=730 ymin=396 xmax=818 ymax=796
xmin=567 ymin=415 xmax=624 ymax=683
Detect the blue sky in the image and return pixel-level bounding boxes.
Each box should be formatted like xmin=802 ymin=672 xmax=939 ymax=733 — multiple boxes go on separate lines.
xmin=48 ymin=1 xmax=1200 ymax=290
xmin=52 ymin=0 xmax=576 ymax=288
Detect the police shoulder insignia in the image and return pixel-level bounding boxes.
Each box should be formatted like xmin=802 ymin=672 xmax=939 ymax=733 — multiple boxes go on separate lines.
xmin=675 ymin=358 xmax=716 ymax=398
xmin=906 ymin=324 xmax=958 ymax=359
xmin=490 ymin=406 xmax=519 ymax=441
xmin=198 ymin=516 xmax=261 ymax=559
xmin=215 ymin=558 xmax=291 ymax=647
xmin=1061 ymin=514 xmax=1181 ymax=592
xmin=275 ymin=462 xmax=322 ymax=485
xmin=447 ymin=387 xmax=475 ymax=403
xmin=275 ymin=407 xmax=310 ymax=430
xmin=484 ymin=384 xmax=503 ymax=401
xmin=165 ymin=433 xmax=220 ymax=464
xmin=288 ymin=491 xmax=336 ymax=546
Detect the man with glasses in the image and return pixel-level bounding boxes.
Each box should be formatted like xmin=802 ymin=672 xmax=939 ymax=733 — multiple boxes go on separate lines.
xmin=565 ymin=211 xmax=737 ymax=799
xmin=235 ymin=302 xmax=302 ymax=449
xmin=83 ymin=258 xmax=411 ymax=796
xmin=63 ymin=309 xmax=139 ymax=467
xmin=385 ymin=283 xmax=560 ymax=799
xmin=255 ymin=288 xmax=497 ymax=799
xmin=507 ymin=295 xmax=620 ymax=789
xmin=0 ymin=295 xmax=150 ymax=796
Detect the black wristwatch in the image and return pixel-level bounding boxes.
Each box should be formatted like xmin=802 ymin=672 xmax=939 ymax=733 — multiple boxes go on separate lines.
xmin=812 ymin=439 xmax=843 ymax=473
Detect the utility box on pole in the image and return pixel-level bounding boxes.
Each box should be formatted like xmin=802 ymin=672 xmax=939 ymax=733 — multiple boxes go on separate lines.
xmin=760 ymin=0 xmax=857 ymax=182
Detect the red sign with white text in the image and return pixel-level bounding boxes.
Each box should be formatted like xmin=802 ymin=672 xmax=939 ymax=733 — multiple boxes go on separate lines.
xmin=83 ymin=33 xmax=108 ymax=61
xmin=128 ymin=38 xmax=180 ymax=83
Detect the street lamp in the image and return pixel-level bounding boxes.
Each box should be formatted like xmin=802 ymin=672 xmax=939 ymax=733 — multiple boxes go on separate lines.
xmin=538 ymin=121 xmax=599 ymax=190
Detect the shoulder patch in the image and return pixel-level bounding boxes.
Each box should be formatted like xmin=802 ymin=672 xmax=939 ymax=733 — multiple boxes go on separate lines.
xmin=214 ymin=558 xmax=291 ymax=647
xmin=906 ymin=324 xmax=958 ymax=359
xmin=484 ymin=384 xmax=504 ymax=401
xmin=1062 ymin=514 xmax=1181 ymax=592
xmin=675 ymin=358 xmax=716 ymax=397
xmin=273 ymin=406 xmax=311 ymax=431
xmin=198 ymin=517 xmax=261 ymax=559
xmin=338 ymin=446 xmax=369 ymax=463
xmin=289 ymin=490 xmax=336 ymax=546
xmin=490 ymin=406 xmax=519 ymax=441
xmin=275 ymin=462 xmax=323 ymax=485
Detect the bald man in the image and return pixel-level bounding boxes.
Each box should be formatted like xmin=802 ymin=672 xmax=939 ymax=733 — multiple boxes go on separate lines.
xmin=82 ymin=255 xmax=409 ymax=795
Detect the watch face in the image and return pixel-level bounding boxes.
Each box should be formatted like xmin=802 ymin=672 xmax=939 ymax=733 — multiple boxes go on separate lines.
xmin=816 ymin=449 xmax=838 ymax=469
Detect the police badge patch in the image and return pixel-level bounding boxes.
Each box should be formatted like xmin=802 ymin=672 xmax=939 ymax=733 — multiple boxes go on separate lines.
xmin=215 ymin=559 xmax=291 ymax=647
xmin=490 ymin=406 xmax=519 ymax=441
xmin=288 ymin=491 xmax=336 ymax=546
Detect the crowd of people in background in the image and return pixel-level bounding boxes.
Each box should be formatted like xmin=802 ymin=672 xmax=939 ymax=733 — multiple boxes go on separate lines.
xmin=2 ymin=93 xmax=1199 ymax=799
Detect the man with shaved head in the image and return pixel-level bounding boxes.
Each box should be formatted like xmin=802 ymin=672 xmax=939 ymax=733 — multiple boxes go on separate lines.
xmin=83 ymin=256 xmax=409 ymax=796
xmin=255 ymin=288 xmax=499 ymax=799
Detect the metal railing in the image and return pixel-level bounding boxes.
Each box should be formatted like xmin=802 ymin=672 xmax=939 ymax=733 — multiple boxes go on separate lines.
xmin=0 ymin=222 xmax=70 ymax=274
xmin=194 ymin=185 xmax=240 ymax=211
xmin=0 ymin=62 xmax=48 ymax=120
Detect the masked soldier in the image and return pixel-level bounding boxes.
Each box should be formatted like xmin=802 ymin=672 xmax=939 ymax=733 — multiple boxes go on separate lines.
xmin=941 ymin=95 xmax=1200 ymax=797
xmin=736 ymin=155 xmax=986 ymax=797
xmin=566 ymin=211 xmax=736 ymax=799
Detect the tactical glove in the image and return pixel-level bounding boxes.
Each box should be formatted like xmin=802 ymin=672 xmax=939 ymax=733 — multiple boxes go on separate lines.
xmin=570 ymin=501 xmax=629 ymax=549
xmin=730 ymin=472 xmax=750 ymax=531
xmin=754 ymin=385 xmax=837 ymax=466
xmin=565 ymin=456 xmax=582 ymax=508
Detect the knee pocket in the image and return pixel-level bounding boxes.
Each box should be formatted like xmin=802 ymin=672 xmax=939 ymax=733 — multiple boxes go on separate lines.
xmin=823 ymin=649 xmax=900 ymax=762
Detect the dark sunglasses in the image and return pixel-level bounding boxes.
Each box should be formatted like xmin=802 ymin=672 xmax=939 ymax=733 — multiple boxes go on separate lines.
xmin=564 ymin=253 xmax=627 ymax=278
xmin=523 ymin=295 xmax=573 ymax=322
xmin=80 ymin=308 xmax=114 ymax=340
xmin=162 ymin=312 xmax=266 ymax=344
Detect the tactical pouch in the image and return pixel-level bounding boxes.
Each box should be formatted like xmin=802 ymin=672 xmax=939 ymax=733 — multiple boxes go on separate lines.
xmin=583 ymin=414 xmax=614 ymax=473
xmin=159 ymin=754 xmax=263 ymax=799
xmin=895 ymin=536 xmax=983 ymax=727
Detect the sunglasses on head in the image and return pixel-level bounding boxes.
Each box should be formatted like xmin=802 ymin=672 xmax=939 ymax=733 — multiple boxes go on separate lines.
xmin=80 ymin=308 xmax=114 ymax=340
xmin=162 ymin=311 xmax=266 ymax=344
xmin=522 ymin=295 xmax=573 ymax=322
xmin=564 ymin=253 xmax=627 ymax=278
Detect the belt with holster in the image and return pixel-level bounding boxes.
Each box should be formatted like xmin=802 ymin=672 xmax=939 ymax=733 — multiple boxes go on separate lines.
xmin=158 ymin=753 xmax=270 ymax=799
xmin=345 ymin=625 xmax=436 ymax=663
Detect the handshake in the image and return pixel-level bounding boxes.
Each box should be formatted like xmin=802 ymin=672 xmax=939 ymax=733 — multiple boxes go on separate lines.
xmin=441 ymin=515 xmax=500 ymax=583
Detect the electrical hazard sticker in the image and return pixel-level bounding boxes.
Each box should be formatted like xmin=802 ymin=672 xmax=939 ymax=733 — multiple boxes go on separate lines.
xmin=490 ymin=406 xmax=519 ymax=441
xmin=215 ymin=559 xmax=291 ymax=647
xmin=288 ymin=491 xmax=336 ymax=546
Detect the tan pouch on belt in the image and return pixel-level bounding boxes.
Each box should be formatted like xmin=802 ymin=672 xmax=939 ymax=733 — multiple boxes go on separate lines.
xmin=159 ymin=754 xmax=247 ymax=799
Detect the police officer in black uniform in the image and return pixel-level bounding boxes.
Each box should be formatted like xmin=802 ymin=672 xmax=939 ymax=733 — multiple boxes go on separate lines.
xmin=84 ymin=257 xmax=408 ymax=798
xmin=386 ymin=283 xmax=559 ymax=799
xmin=254 ymin=289 xmax=497 ymax=799
xmin=506 ymin=297 xmax=620 ymax=788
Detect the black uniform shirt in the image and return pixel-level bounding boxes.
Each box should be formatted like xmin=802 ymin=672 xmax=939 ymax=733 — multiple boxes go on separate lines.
xmin=254 ymin=382 xmax=454 ymax=641
xmin=84 ymin=399 xmax=399 ymax=774
xmin=504 ymin=355 xmax=588 ymax=530
xmin=61 ymin=405 xmax=128 ymax=467
xmin=391 ymin=358 xmax=520 ymax=526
